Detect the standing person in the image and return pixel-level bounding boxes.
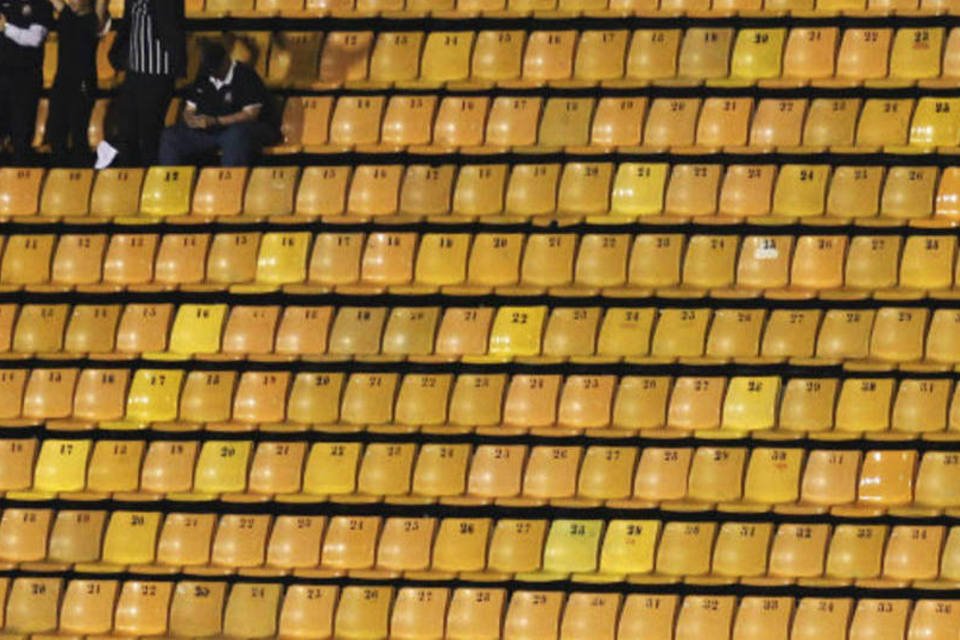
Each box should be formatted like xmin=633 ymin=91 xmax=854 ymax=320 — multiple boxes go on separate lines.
xmin=0 ymin=0 xmax=53 ymax=164
xmin=47 ymin=0 xmax=100 ymax=166
xmin=97 ymin=0 xmax=184 ymax=167
xmin=158 ymin=42 xmax=278 ymax=167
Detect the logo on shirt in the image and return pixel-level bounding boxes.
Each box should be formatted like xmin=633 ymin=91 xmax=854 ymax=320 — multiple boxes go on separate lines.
xmin=224 ymin=91 xmax=233 ymax=105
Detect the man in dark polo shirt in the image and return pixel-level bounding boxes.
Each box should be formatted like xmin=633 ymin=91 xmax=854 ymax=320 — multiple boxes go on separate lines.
xmin=0 ymin=0 xmax=53 ymax=163
xmin=157 ymin=42 xmax=278 ymax=167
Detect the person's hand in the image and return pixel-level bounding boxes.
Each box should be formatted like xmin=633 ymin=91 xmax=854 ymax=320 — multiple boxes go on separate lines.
xmin=184 ymin=111 xmax=213 ymax=129
xmin=0 ymin=15 xmax=8 ymax=31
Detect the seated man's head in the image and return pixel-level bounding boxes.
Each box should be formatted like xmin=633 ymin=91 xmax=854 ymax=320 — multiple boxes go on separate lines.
xmin=67 ymin=0 xmax=93 ymax=13
xmin=201 ymin=42 xmax=233 ymax=81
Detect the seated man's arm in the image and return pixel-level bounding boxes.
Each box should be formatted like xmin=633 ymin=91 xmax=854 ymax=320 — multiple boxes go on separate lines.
xmin=183 ymin=100 xmax=215 ymax=129
xmin=214 ymin=103 xmax=261 ymax=127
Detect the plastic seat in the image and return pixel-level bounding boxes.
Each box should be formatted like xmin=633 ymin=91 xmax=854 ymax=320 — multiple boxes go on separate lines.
xmin=766 ymin=523 xmax=830 ymax=579
xmin=486 ymin=97 xmax=543 ymax=147
xmin=487 ymin=519 xmax=547 ymax=574
xmin=834 ymin=29 xmax=892 ymax=82
xmin=376 ymin=517 xmax=436 ymax=571
xmin=655 ymin=521 xmax=716 ymax=576
xmin=695 ymin=98 xmax=752 ymax=147
xmin=205 ymin=233 xmax=261 ymax=286
xmin=870 ymin=307 xmax=928 ymax=362
xmin=356 ymin=441 xmax=415 ymax=495
xmin=452 ymin=164 xmax=506 ymax=216
xmin=906 ymin=600 xmax=960 ymax=640
xmin=113 ymin=580 xmax=174 ymax=636
xmin=800 ymin=449 xmax=861 ymax=506
xmin=48 ymin=510 xmax=107 ymax=563
xmin=333 ymin=586 xmax=393 ymax=638
xmin=367 ymin=32 xmax=423 ymax=84
xmin=432 ymin=97 xmax=490 ymax=149
xmin=167 ymin=304 xmax=227 ymax=355
xmin=318 ymin=32 xmax=373 ymax=85
xmin=880 ymin=166 xmax=936 ymax=219
xmin=277 ymin=585 xmax=339 ymax=639
xmin=1 ymin=234 xmax=54 ymax=286
xmin=781 ymin=28 xmax=837 ymax=83
xmin=420 ymin=32 xmax=473 ymax=83
xmin=617 ymin=595 xmax=678 ymax=640
xmin=399 ymin=165 xmax=454 ymax=216
xmin=834 ymin=378 xmax=894 ymax=433
xmin=643 ymin=98 xmax=700 ymax=148
xmin=210 ymin=514 xmax=271 ymax=568
xmin=889 ymin=28 xmax=943 ymax=81
xmin=791 ymin=599 xmax=852 ymax=640
xmin=347 ymin=165 xmax=403 ymax=216
xmin=139 ymin=167 xmax=195 ymax=218
xmin=790 ymin=235 xmax=846 ymax=290
xmin=435 ymin=308 xmax=495 ymax=356
xmin=431 ymin=518 xmax=490 ymax=572
xmin=712 ymin=521 xmax=774 ymax=577
xmin=471 ymin=31 xmax=524 ymax=83
xmin=732 ymin=597 xmax=793 ymax=640
xmin=652 ymin=309 xmax=711 ymax=359
xmin=574 ymin=30 xmax=628 ymax=82
xmin=677 ymin=29 xmax=733 ymax=81
xmin=675 ymin=596 xmax=735 ymax=640
xmin=0 ymin=508 xmax=52 ymax=562
xmin=220 ymin=306 xmax=279 ymax=355
xmin=607 ymin=164 xmax=666 ymax=218
xmin=848 ymin=600 xmax=910 ymax=640
xmin=302 ymin=442 xmax=361 ymax=496
xmin=4 ymin=578 xmax=62 ymax=633
xmin=626 ymin=30 xmax=681 ymax=82
xmin=663 ymin=164 xmax=721 ymax=217
xmin=33 ymin=438 xmax=90 ymax=492
xmin=168 ymin=581 xmax=227 ymax=637
xmin=736 ymin=236 xmax=792 ymax=289
xmin=802 ymin=99 xmax=860 ymax=148
xmin=0 ymin=438 xmax=37 ymax=492
xmin=628 ymin=235 xmax=683 ymax=289
xmin=901 ymin=235 xmax=955 ymax=290
xmin=725 ymin=29 xmax=785 ymax=83
xmin=522 ymin=445 xmax=581 ymax=498
xmin=243 ymin=166 xmax=298 ymax=217
xmin=89 ymin=169 xmax=146 ymax=218
xmin=0 ymin=168 xmax=43 ymax=217
xmin=466 ymin=444 xmax=524 ymax=498
xmin=101 ymin=510 xmax=162 ymax=565
xmin=379 ymin=96 xmax=438 ymax=147
xmin=521 ymin=31 xmax=576 ymax=83
xmin=140 ymin=440 xmax=199 ymax=495
xmin=539 ymin=98 xmax=594 ymax=147
xmin=381 ymin=307 xmax=440 ymax=355
xmin=856 ymin=99 xmax=913 ymax=147
xmin=503 ymin=165 xmax=559 ymax=218
xmin=834 ymin=231 xmax=887 ymax=288
xmin=39 ymin=169 xmax=94 ymax=217
xmin=154 ymin=234 xmax=210 ymax=286
xmin=556 ymin=163 xmax=612 ymax=217
xmin=191 ymin=168 xmax=247 ymax=217
xmin=446 ymin=589 xmax=506 ymax=640
xmin=488 ymin=306 xmax=547 ymax=357
xmin=857 ymin=450 xmax=916 ymax=507
xmin=254 ymin=231 xmax=311 ymax=286
xmin=87 ymin=439 xmax=144 ymax=492
xmin=682 ymin=235 xmax=738 ymax=289
xmin=389 ymin=587 xmax=448 ymax=639
xmin=749 ymin=100 xmax=806 ymax=148
xmin=911 ymin=98 xmax=960 ymax=147
xmin=329 ymin=96 xmax=385 ymax=147
xmin=502 ymin=591 xmax=564 ymax=639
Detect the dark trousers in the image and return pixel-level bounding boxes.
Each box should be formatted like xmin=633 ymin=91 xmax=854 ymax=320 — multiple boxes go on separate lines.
xmin=0 ymin=67 xmax=42 ymax=164
xmin=48 ymin=80 xmax=95 ymax=167
xmin=158 ymin=121 xmax=276 ymax=167
xmin=110 ymin=71 xmax=174 ymax=167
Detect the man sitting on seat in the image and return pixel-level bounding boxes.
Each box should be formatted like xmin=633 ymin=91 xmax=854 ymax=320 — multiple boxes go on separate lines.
xmin=158 ymin=41 xmax=277 ymax=167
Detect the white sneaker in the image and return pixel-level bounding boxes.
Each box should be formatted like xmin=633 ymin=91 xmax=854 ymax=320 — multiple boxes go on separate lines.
xmin=95 ymin=141 xmax=118 ymax=169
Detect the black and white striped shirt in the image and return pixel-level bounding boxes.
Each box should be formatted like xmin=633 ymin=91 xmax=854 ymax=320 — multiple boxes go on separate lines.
xmin=128 ymin=0 xmax=171 ymax=75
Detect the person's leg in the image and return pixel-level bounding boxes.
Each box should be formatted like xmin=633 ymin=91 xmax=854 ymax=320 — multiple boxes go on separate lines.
xmin=217 ymin=122 xmax=273 ymax=167
xmin=157 ymin=123 xmax=220 ymax=166
xmin=68 ymin=92 xmax=95 ymax=167
xmin=106 ymin=74 xmax=140 ymax=166
xmin=9 ymin=69 xmax=42 ymax=164
xmin=135 ymin=75 xmax=175 ymax=166
xmin=46 ymin=83 xmax=71 ymax=165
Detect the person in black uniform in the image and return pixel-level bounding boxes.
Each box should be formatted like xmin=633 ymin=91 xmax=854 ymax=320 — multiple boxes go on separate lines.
xmin=0 ymin=0 xmax=53 ymax=163
xmin=98 ymin=0 xmax=184 ymax=167
xmin=157 ymin=42 xmax=278 ymax=167
xmin=47 ymin=0 xmax=100 ymax=166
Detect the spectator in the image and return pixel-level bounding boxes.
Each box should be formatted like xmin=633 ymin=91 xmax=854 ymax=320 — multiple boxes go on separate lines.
xmin=47 ymin=0 xmax=101 ymax=166
xmin=0 ymin=0 xmax=54 ymax=164
xmin=158 ymin=42 xmax=278 ymax=167
xmin=97 ymin=0 xmax=185 ymax=167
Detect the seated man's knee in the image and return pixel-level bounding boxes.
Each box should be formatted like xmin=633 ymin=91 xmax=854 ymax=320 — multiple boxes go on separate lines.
xmin=157 ymin=127 xmax=183 ymax=165
xmin=219 ymin=123 xmax=261 ymax=166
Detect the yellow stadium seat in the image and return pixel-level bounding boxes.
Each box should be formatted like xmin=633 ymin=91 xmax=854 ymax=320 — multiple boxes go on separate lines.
xmin=910 ymin=98 xmax=960 ymax=148
xmin=125 ymin=369 xmax=184 ymax=423
xmin=140 ymin=166 xmax=195 ymax=217
xmin=167 ymin=304 xmax=227 ymax=355
xmin=856 ymin=99 xmax=913 ymax=148
xmin=33 ymin=439 xmax=90 ymax=493
xmin=724 ymin=29 xmax=786 ymax=83
xmin=599 ymin=520 xmax=659 ymax=576
xmin=101 ymin=510 xmax=162 ymax=565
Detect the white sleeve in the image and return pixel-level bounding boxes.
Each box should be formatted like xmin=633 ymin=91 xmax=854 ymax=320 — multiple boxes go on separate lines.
xmin=2 ymin=23 xmax=48 ymax=48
